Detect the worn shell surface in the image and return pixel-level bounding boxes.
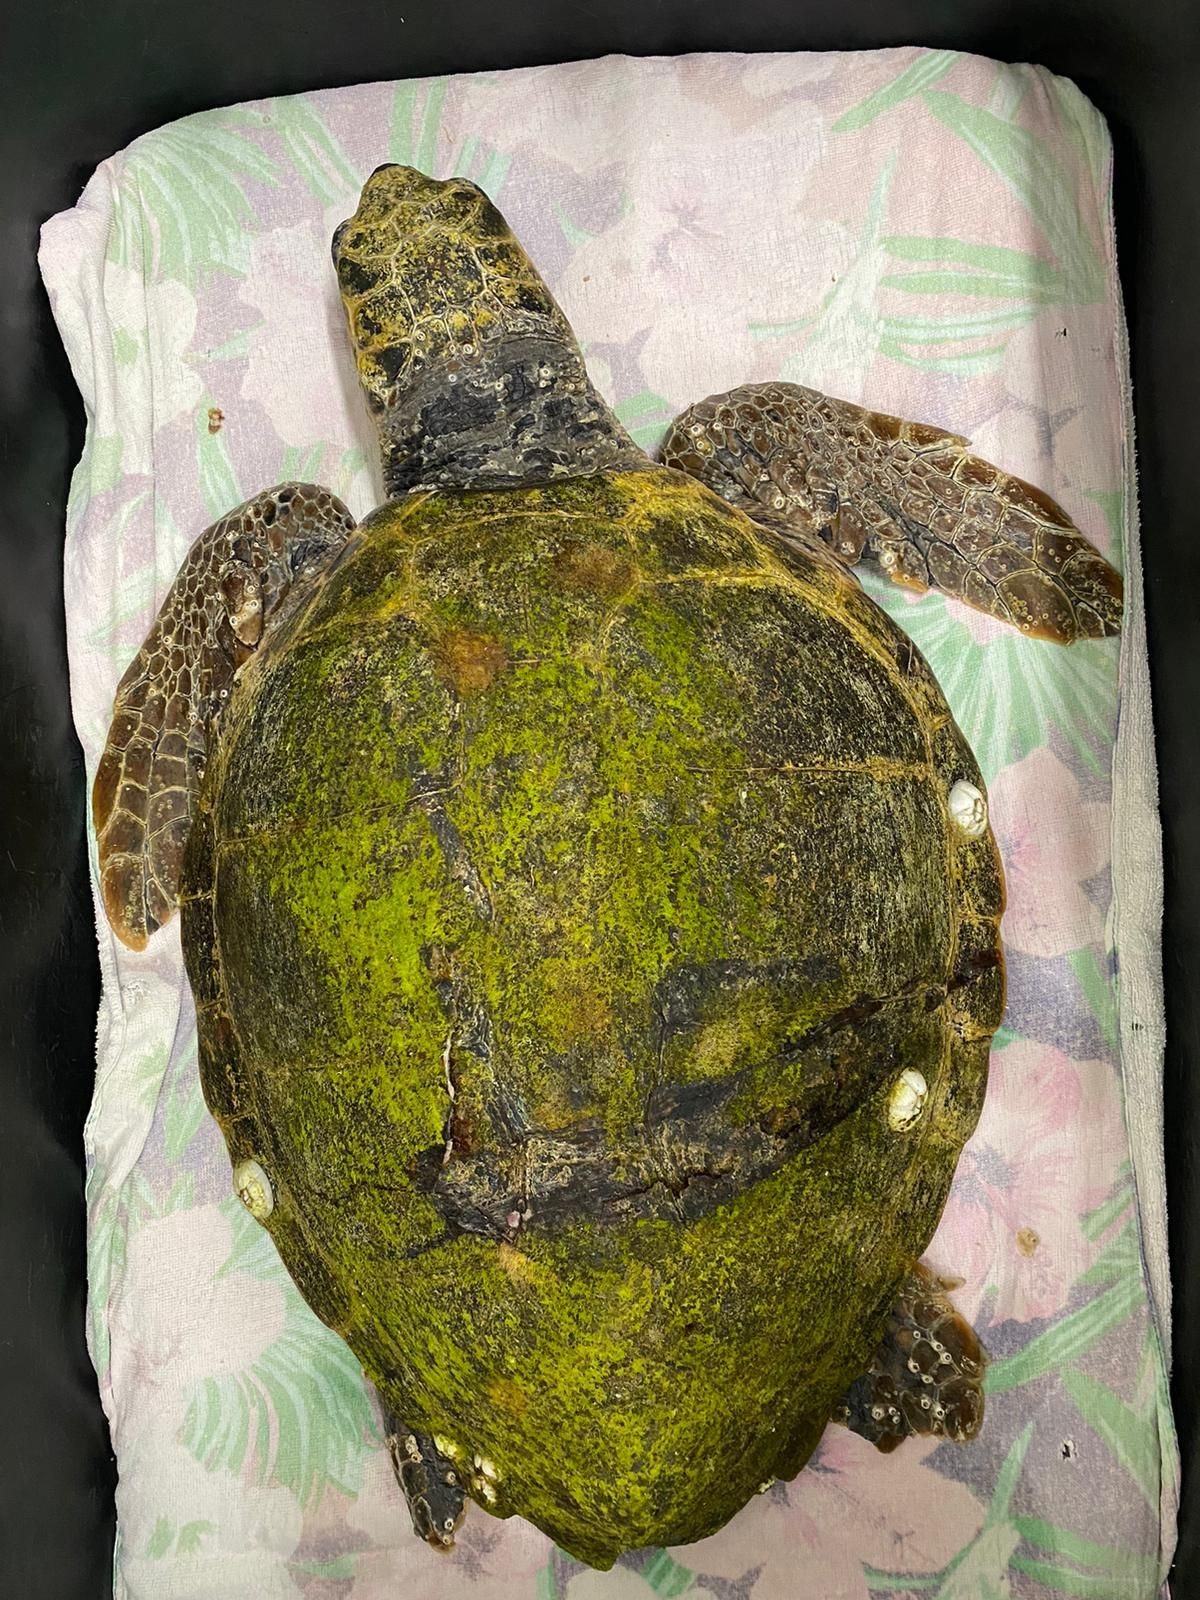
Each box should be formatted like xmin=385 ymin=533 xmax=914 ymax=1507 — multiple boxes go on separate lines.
xmin=182 ymin=467 xmax=1004 ymax=1567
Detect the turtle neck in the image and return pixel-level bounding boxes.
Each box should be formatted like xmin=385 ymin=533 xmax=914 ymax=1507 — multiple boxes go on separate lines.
xmin=375 ymin=334 xmax=649 ymax=497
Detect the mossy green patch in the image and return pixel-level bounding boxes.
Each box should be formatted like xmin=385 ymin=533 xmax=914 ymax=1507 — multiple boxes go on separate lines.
xmin=184 ymin=468 xmax=997 ymax=1567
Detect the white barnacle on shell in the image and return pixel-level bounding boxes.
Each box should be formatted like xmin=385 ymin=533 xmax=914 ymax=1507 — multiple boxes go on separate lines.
xmin=233 ymin=1158 xmax=274 ymax=1221
xmin=948 ymin=779 xmax=988 ymax=838
xmin=887 ymin=1068 xmax=928 ymax=1132
xmin=467 ymin=1451 xmax=502 ymax=1503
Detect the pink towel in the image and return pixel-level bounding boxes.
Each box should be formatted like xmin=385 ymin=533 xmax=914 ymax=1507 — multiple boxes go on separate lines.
xmin=40 ymin=47 xmax=1175 ymax=1600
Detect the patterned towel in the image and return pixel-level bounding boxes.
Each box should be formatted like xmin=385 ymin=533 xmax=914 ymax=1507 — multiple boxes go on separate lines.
xmin=40 ymin=47 xmax=1176 ymax=1600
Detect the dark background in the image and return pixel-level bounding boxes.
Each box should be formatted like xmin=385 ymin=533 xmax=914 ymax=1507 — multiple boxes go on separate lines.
xmin=2 ymin=2 xmax=1196 ymax=1595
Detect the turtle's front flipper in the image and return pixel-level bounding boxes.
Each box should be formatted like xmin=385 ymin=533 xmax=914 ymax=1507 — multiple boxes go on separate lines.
xmin=382 ymin=1410 xmax=468 ymax=1551
xmin=832 ymin=1263 xmax=987 ymax=1453
xmin=93 ymin=484 xmax=355 ymax=949
xmin=662 ymin=382 xmax=1122 ymax=642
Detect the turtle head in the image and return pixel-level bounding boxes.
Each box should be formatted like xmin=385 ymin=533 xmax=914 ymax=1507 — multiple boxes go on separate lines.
xmin=332 ymin=164 xmax=580 ymax=417
xmin=331 ymin=165 xmax=640 ymax=494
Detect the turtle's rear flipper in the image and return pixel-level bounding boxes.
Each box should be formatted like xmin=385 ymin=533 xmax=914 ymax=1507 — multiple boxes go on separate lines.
xmin=661 ymin=382 xmax=1122 ymax=642
xmin=382 ymin=1411 xmax=467 ymax=1551
xmin=93 ymin=484 xmax=355 ymax=949
xmin=831 ymin=1262 xmax=987 ymax=1453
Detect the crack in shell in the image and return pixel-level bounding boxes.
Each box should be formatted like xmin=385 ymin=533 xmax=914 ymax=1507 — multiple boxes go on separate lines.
xmin=414 ymin=972 xmax=954 ymax=1242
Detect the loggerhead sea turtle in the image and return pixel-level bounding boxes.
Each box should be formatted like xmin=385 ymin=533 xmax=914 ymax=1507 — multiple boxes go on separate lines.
xmin=93 ymin=165 xmax=1122 ymax=1569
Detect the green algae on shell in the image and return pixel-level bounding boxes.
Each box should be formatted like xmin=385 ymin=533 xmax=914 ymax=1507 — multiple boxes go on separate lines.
xmin=183 ymin=467 xmax=1003 ymax=1567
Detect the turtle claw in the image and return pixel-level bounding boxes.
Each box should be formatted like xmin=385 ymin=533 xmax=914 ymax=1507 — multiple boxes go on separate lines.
xmin=833 ymin=1262 xmax=987 ymax=1453
xmin=383 ymin=1415 xmax=468 ymax=1551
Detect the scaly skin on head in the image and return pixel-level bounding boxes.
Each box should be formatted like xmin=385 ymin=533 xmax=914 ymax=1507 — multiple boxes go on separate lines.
xmin=332 ymin=165 xmax=646 ymax=496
